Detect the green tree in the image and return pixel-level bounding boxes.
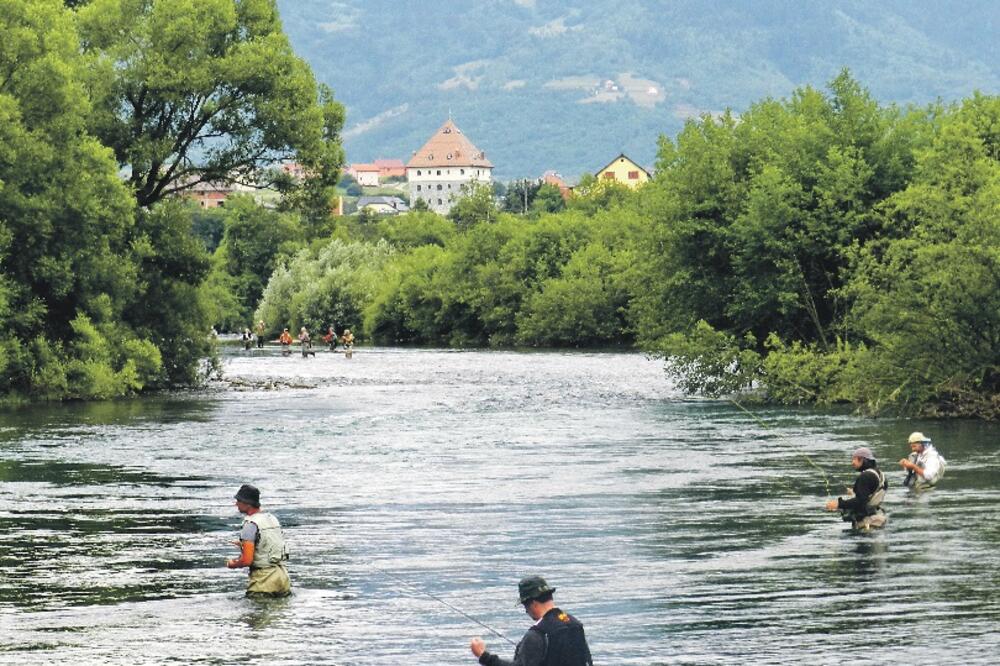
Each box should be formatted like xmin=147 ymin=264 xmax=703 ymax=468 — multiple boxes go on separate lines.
xmin=0 ymin=0 xmax=166 ymax=400
xmin=501 ymin=179 xmax=541 ymax=214
xmin=531 ymin=183 xmax=567 ymax=214
xmin=76 ymin=0 xmax=345 ymax=208
xmin=635 ymin=73 xmax=926 ymax=395
xmin=843 ymin=95 xmax=1000 ymax=416
xmin=210 ymin=195 xmax=302 ymax=329
xmin=447 ymin=181 xmax=498 ymax=228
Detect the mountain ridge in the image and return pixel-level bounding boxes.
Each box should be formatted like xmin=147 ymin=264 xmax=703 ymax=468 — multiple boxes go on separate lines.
xmin=276 ymin=0 xmax=999 ymax=180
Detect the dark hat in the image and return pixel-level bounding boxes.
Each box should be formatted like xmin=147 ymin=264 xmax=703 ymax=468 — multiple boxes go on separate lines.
xmin=234 ymin=484 xmax=260 ymax=507
xmin=517 ymin=575 xmax=556 ymax=605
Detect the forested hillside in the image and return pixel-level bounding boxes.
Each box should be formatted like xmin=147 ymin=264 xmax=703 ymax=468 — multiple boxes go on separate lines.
xmin=277 ymin=0 xmax=999 ymax=179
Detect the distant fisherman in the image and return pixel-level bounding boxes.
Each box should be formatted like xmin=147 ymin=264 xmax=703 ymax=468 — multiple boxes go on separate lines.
xmin=470 ymin=575 xmax=594 ymax=666
xmin=227 ymin=484 xmax=291 ymax=596
xmin=279 ymin=327 xmax=293 ymax=355
xmin=899 ymin=432 xmax=946 ymax=490
xmin=825 ymin=447 xmax=888 ymax=530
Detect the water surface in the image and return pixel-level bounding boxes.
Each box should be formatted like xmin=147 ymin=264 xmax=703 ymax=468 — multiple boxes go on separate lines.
xmin=2 ymin=347 xmax=998 ymax=664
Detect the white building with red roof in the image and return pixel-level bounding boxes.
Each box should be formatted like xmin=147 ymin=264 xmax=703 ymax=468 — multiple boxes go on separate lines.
xmin=406 ymin=119 xmax=493 ymax=214
xmin=346 ymin=163 xmax=381 ymax=187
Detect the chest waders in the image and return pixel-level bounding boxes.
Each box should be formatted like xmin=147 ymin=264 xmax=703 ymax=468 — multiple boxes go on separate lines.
xmin=911 ymin=449 xmax=947 ymax=491
xmin=243 ymin=512 xmax=291 ymax=596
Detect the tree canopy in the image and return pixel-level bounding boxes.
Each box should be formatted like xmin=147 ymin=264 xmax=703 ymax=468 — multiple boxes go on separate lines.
xmin=76 ymin=0 xmax=345 ymax=207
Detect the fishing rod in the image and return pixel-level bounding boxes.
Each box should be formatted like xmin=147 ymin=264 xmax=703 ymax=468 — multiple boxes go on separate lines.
xmin=370 ymin=564 xmax=516 ymax=646
xmin=728 ymin=398 xmax=834 ymax=497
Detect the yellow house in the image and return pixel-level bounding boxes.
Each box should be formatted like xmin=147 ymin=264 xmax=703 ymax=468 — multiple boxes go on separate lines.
xmin=595 ymin=153 xmax=651 ymax=189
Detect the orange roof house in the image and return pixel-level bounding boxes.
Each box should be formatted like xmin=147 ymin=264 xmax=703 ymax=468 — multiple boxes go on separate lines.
xmin=541 ymin=170 xmax=572 ymax=200
xmin=406 ymin=119 xmax=493 ymax=214
xmin=374 ymin=158 xmax=406 ymax=179
xmin=346 ymin=163 xmax=381 ymax=187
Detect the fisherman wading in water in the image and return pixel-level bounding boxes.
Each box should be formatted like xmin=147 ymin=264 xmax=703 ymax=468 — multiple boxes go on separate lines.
xmin=470 ymin=575 xmax=594 ymax=666
xmin=825 ymin=447 xmax=888 ymax=531
xmin=900 ymin=431 xmax=946 ymax=491
xmin=227 ymin=484 xmax=291 ymax=596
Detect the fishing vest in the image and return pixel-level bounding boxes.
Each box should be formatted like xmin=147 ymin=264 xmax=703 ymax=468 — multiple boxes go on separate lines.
xmin=863 ymin=468 xmax=887 ymax=515
xmin=529 ymin=609 xmax=594 ymax=666
xmin=243 ymin=512 xmax=289 ymax=570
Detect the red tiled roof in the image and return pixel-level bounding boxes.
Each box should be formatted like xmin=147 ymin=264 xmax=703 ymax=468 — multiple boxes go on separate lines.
xmin=406 ymin=120 xmax=493 ymax=169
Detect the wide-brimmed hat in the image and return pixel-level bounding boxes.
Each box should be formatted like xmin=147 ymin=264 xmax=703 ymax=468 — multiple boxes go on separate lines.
xmin=234 ymin=484 xmax=260 ymax=507
xmin=517 ymin=575 xmax=556 ymax=605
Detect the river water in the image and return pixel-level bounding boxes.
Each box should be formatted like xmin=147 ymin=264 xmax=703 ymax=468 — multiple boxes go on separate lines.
xmin=1 ymin=347 xmax=998 ymax=664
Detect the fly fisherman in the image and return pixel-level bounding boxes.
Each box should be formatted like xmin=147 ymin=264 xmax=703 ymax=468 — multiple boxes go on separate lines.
xmin=899 ymin=431 xmax=946 ymax=490
xmin=226 ymin=484 xmax=291 ymax=596
xmin=470 ymin=576 xmax=594 ymax=666
xmin=825 ymin=447 xmax=888 ymax=530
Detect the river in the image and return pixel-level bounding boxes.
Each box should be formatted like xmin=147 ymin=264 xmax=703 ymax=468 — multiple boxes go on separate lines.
xmin=2 ymin=347 xmax=998 ymax=664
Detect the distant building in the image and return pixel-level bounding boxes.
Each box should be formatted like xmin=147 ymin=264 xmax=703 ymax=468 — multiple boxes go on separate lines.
xmin=406 ymin=119 xmax=493 ymax=214
xmin=184 ymin=179 xmax=254 ymax=208
xmin=357 ymin=195 xmax=409 ymax=215
xmin=595 ymin=153 xmax=651 ymax=189
xmin=281 ymin=161 xmax=308 ymax=181
xmin=541 ymin=170 xmax=572 ymax=200
xmin=374 ymin=158 xmax=406 ymax=179
xmin=347 ymin=163 xmax=381 ymax=187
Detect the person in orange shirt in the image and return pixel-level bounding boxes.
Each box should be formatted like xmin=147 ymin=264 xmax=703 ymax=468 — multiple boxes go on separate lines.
xmin=278 ymin=327 xmax=293 ymax=355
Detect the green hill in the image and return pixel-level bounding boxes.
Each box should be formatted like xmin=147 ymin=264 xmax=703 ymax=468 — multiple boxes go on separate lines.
xmin=276 ymin=0 xmax=999 ymax=180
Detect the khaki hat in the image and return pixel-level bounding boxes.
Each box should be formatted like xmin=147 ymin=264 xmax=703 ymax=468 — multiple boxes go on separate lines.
xmin=908 ymin=432 xmax=931 ymax=444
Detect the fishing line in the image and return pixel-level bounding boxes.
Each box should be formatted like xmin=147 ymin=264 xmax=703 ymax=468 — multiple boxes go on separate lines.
xmin=729 ymin=398 xmax=834 ymax=497
xmin=370 ymin=564 xmax=516 ymax=646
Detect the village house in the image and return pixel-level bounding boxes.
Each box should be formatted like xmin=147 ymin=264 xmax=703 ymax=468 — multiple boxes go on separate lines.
xmin=185 ymin=179 xmax=255 ymax=208
xmin=374 ymin=158 xmax=406 ymax=179
xmin=357 ymin=195 xmax=409 ymax=215
xmin=541 ymin=170 xmax=572 ymax=200
xmin=595 ymin=153 xmax=651 ymax=189
xmin=407 ymin=119 xmax=493 ymax=214
xmin=346 ymin=163 xmax=381 ymax=187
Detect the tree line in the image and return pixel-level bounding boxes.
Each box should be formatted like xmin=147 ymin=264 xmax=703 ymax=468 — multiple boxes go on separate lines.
xmin=2 ymin=3 xmax=996 ymax=418
xmin=228 ymin=73 xmax=999 ymax=418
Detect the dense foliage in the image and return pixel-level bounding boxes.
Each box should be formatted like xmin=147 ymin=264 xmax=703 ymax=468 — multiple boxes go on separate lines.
xmin=1 ymin=0 xmax=341 ymax=403
xmin=634 ymin=76 xmax=999 ymax=418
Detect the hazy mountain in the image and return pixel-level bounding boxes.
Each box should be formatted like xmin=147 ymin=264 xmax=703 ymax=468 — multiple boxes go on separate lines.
xmin=276 ymin=0 xmax=999 ymax=181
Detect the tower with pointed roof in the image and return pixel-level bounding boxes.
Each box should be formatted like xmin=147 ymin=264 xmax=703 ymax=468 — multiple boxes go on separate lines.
xmin=406 ymin=119 xmax=493 ymax=214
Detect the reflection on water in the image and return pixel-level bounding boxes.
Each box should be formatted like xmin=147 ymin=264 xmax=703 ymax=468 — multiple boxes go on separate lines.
xmin=1 ymin=348 xmax=999 ymax=664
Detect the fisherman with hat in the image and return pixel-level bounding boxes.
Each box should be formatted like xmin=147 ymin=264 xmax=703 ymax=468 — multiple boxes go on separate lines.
xmin=899 ymin=432 xmax=946 ymax=490
xmin=226 ymin=484 xmax=291 ymax=596
xmin=824 ymin=447 xmax=888 ymax=530
xmin=470 ymin=575 xmax=593 ymax=666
